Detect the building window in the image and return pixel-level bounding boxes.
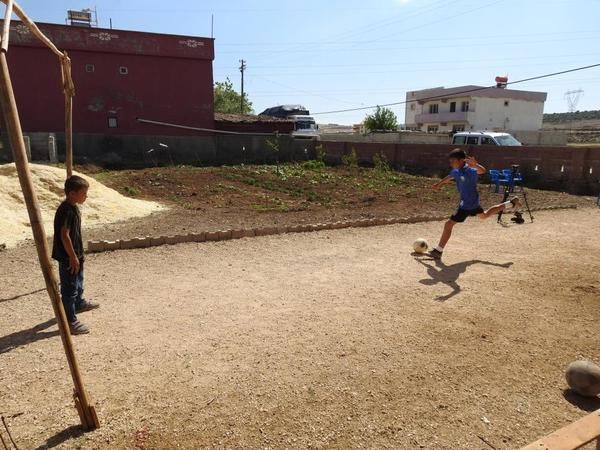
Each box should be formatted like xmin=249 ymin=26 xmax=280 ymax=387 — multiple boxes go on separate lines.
xmin=429 ymin=104 xmax=439 ymax=114
xmin=504 ymin=100 xmax=510 ymax=107
xmin=449 ymin=102 xmax=456 ymax=113
xmin=119 ymin=66 xmax=129 ymax=75
xmin=427 ymin=126 xmax=439 ymax=133
xmin=461 ymin=101 xmax=470 ymax=112
xmin=85 ymin=64 xmax=95 ymax=73
xmin=452 ymin=125 xmax=465 ymax=133
xmin=108 ymin=117 xmax=118 ymax=128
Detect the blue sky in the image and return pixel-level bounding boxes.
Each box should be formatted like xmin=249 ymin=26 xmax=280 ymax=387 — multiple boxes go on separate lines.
xmin=17 ymin=0 xmax=600 ymax=125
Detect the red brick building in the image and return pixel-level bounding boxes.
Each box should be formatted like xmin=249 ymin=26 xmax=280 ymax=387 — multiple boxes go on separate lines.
xmin=3 ymin=21 xmax=215 ymax=136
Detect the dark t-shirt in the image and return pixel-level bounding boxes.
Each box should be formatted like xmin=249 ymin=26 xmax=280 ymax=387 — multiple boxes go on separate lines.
xmin=52 ymin=201 xmax=84 ymax=262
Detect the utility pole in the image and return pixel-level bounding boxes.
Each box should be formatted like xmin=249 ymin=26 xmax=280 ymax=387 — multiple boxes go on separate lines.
xmin=239 ymin=59 xmax=246 ymax=115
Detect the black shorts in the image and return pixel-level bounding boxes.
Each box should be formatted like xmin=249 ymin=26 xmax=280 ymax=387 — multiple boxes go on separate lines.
xmin=450 ymin=206 xmax=484 ymax=223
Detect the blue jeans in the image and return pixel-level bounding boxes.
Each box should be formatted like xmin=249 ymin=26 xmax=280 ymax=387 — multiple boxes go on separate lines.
xmin=58 ymin=260 xmax=84 ymax=323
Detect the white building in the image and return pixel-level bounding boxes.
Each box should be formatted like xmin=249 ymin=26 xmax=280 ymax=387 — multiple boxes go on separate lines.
xmin=404 ymin=85 xmax=547 ymax=133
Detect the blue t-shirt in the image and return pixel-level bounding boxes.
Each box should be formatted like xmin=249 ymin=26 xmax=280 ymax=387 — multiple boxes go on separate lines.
xmin=450 ymin=165 xmax=480 ymax=210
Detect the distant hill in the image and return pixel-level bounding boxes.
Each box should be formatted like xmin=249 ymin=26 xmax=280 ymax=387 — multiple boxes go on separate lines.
xmin=544 ymin=110 xmax=600 ymax=123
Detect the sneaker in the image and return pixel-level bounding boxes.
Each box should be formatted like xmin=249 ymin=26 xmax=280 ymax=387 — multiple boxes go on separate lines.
xmin=75 ymin=299 xmax=100 ymax=314
xmin=428 ymin=248 xmax=443 ymax=260
xmin=69 ymin=320 xmax=90 ymax=335
xmin=510 ymin=196 xmax=522 ymax=209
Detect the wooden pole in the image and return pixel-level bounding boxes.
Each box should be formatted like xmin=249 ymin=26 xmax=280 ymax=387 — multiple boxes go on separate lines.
xmin=0 ymin=0 xmax=13 ymax=53
xmin=61 ymin=52 xmax=73 ymax=178
xmin=0 ymin=51 xmax=98 ymax=430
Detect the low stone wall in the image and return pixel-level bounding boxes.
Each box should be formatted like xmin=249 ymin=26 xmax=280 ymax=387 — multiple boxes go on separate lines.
xmin=87 ymin=205 xmax=576 ymax=254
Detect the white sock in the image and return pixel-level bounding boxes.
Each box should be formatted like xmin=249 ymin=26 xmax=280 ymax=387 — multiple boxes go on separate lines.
xmin=435 ymin=246 xmax=444 ymax=253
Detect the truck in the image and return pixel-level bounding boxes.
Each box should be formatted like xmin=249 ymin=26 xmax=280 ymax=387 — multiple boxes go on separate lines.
xmin=260 ymin=105 xmax=319 ymax=139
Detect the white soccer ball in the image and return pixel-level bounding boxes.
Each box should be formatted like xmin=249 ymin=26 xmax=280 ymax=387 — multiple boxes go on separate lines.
xmin=413 ymin=238 xmax=429 ymax=254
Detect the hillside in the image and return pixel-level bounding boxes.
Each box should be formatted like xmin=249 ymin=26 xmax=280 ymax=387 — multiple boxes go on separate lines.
xmin=544 ymin=110 xmax=600 ymax=124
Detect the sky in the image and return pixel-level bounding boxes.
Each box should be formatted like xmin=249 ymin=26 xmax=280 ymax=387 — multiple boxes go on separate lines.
xmin=17 ymin=0 xmax=600 ymax=125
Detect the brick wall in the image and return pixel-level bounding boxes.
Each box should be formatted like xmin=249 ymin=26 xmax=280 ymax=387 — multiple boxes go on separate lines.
xmin=320 ymin=141 xmax=600 ymax=194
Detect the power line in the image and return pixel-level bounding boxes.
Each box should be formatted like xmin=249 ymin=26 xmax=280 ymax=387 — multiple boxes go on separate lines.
xmin=311 ymin=63 xmax=600 ymax=115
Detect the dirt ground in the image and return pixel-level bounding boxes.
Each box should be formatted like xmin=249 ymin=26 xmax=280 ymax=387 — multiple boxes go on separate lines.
xmin=1 ymin=208 xmax=599 ymax=449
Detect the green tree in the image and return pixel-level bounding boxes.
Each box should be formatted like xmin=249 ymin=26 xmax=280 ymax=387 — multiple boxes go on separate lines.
xmin=364 ymin=106 xmax=398 ymax=132
xmin=214 ymin=78 xmax=253 ymax=114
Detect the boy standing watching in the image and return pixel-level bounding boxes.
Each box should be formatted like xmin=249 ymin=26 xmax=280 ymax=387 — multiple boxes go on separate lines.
xmin=428 ymin=149 xmax=521 ymax=260
xmin=52 ymin=175 xmax=99 ymax=335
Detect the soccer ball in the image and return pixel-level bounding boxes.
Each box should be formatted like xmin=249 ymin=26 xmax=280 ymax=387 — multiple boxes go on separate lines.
xmin=413 ymin=238 xmax=429 ymax=254
xmin=566 ymin=360 xmax=600 ymax=397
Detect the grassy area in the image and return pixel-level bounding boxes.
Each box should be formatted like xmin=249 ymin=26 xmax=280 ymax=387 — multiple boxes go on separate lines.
xmin=87 ymin=162 xmax=593 ymax=218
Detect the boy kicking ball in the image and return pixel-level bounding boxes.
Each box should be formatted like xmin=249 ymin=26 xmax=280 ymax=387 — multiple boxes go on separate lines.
xmin=428 ymin=148 xmax=521 ymax=260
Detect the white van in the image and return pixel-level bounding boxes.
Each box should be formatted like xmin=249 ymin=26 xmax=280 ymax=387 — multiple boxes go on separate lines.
xmin=452 ymin=131 xmax=522 ymax=146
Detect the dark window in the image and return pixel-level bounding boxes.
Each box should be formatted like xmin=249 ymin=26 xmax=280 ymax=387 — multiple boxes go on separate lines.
xmin=466 ymin=136 xmax=479 ymax=145
xmin=427 ymin=126 xmax=439 ymax=133
xmin=108 ymin=117 xmax=118 ymax=128
xmin=461 ymin=101 xmax=470 ymax=112
xmin=453 ymin=135 xmax=467 ymax=145
xmin=452 ymin=125 xmax=465 ymax=132
xmin=85 ymin=64 xmax=95 ymax=73
xmin=119 ymin=66 xmax=128 ymax=75
xmin=429 ymin=104 xmax=439 ymax=114
xmin=481 ymin=137 xmax=496 ymax=145
xmin=504 ymin=100 xmax=510 ymax=107
xmin=449 ymin=102 xmax=456 ymax=113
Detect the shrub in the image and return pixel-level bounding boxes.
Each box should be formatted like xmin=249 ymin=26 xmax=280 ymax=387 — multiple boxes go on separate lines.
xmin=342 ymin=148 xmax=359 ymax=168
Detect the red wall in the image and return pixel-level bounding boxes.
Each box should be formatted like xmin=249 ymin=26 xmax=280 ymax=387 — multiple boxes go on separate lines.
xmin=3 ymin=22 xmax=214 ymax=136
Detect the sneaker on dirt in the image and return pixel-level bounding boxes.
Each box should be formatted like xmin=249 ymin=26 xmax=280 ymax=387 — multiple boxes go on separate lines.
xmin=69 ymin=320 xmax=90 ymax=335
xmin=76 ymin=300 xmax=100 ymax=314
xmin=428 ymin=248 xmax=443 ymax=260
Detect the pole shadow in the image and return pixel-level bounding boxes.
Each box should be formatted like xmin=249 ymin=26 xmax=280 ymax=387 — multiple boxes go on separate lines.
xmin=0 ymin=318 xmax=59 ymax=354
xmin=34 ymin=425 xmax=85 ymax=450
xmin=415 ymin=258 xmax=513 ymax=302
xmin=0 ymin=288 xmax=46 ymax=304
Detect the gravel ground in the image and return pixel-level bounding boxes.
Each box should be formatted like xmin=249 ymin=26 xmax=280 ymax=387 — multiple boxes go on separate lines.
xmin=1 ymin=208 xmax=599 ymax=449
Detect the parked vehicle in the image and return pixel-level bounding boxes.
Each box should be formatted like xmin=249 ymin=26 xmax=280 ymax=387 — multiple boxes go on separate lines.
xmin=260 ymin=105 xmax=319 ymax=139
xmin=452 ymin=131 xmax=522 ymax=146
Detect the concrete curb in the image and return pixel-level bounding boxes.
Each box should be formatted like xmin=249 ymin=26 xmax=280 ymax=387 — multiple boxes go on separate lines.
xmin=86 ymin=205 xmax=578 ymax=254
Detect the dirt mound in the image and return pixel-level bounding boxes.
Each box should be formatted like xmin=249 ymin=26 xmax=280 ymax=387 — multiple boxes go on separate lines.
xmin=0 ymin=163 xmax=165 ymax=248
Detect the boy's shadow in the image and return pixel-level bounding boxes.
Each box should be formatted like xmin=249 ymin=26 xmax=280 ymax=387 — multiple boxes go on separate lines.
xmin=415 ymin=258 xmax=513 ymax=302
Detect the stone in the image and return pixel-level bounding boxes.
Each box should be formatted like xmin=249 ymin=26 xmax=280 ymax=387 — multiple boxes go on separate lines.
xmin=119 ymin=239 xmax=137 ymax=250
xmin=231 ymin=230 xmax=245 ymax=239
xmin=191 ymin=232 xmax=206 ymax=243
xmin=255 ymin=227 xmax=277 ymax=237
xmin=566 ymin=360 xmax=600 ymax=397
xmin=206 ymin=232 xmax=220 ymax=242
xmin=104 ymin=240 xmax=120 ymax=251
xmin=243 ymin=229 xmax=256 ymax=238
xmin=165 ymin=236 xmax=179 ymax=245
xmin=218 ymin=230 xmax=232 ymax=240
xmin=151 ymin=236 xmax=167 ymax=247
xmin=134 ymin=237 xmax=152 ymax=248
xmin=87 ymin=241 xmax=105 ymax=253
